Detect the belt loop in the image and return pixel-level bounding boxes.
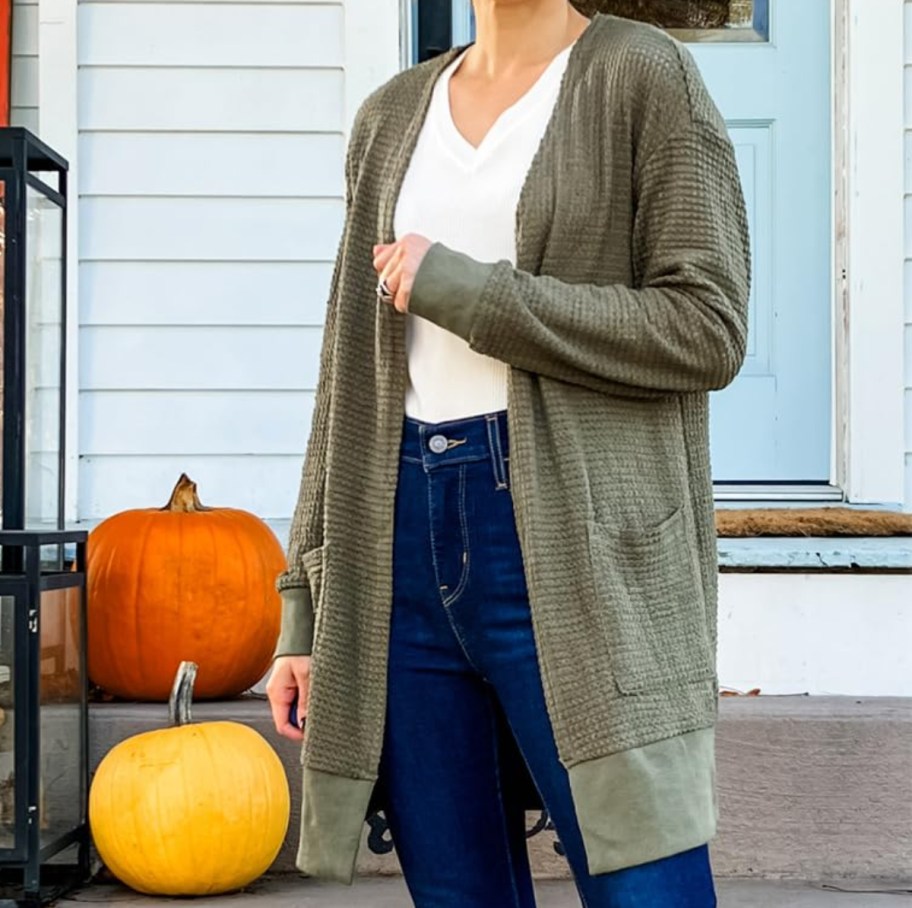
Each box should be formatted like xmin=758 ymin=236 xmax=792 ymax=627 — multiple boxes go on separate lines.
xmin=485 ymin=413 xmax=509 ymax=491
xmin=494 ymin=412 xmax=509 ymax=489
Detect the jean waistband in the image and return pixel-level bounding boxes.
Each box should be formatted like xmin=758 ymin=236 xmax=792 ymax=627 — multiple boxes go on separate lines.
xmin=400 ymin=409 xmax=510 ymax=487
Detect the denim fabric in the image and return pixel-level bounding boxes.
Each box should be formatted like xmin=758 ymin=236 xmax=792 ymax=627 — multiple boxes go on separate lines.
xmin=377 ymin=409 xmax=717 ymax=908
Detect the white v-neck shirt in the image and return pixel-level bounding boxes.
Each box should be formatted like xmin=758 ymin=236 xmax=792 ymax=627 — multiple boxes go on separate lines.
xmin=394 ymin=40 xmax=575 ymax=423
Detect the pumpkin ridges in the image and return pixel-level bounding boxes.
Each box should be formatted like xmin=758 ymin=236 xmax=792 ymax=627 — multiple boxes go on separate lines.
xmin=183 ymin=508 xmax=281 ymax=696
xmin=93 ymin=746 xmax=137 ymax=890
xmin=210 ymin=509 xmax=242 ymax=689
xmin=87 ymin=510 xmax=151 ymax=698
xmin=214 ymin=509 xmax=283 ymax=688
xmin=89 ymin=663 xmax=290 ymax=895
xmin=145 ymin=756 xmax=170 ymax=896
xmin=133 ymin=511 xmax=158 ymax=699
xmin=90 ymin=721 xmax=289 ymax=894
xmin=88 ymin=478 xmax=285 ymax=700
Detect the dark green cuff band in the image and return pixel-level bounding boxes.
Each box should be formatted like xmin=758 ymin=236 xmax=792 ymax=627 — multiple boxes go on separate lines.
xmin=408 ymin=241 xmax=497 ymax=341
xmin=272 ymin=586 xmax=316 ymax=659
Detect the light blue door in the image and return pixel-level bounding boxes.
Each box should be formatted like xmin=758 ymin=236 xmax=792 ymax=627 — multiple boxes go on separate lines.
xmin=688 ymin=1 xmax=832 ymax=484
xmin=439 ymin=1 xmax=833 ymax=486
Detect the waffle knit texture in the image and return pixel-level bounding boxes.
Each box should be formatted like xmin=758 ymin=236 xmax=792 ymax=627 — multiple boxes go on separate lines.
xmin=273 ymin=11 xmax=751 ymax=883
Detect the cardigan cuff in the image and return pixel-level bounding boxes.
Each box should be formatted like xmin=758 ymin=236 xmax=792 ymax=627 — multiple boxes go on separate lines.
xmin=408 ymin=241 xmax=498 ymax=341
xmin=272 ymin=586 xmax=315 ymax=659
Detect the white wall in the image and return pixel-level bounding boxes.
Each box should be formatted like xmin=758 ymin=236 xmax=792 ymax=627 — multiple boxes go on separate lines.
xmin=75 ymin=0 xmax=359 ymax=522
xmin=905 ymin=1 xmax=912 ymax=510
xmin=718 ymin=573 xmax=912 ymax=696
xmin=10 ymin=0 xmax=38 ymax=131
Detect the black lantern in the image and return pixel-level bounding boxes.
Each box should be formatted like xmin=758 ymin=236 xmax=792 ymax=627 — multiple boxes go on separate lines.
xmin=0 ymin=129 xmax=88 ymax=904
xmin=0 ymin=530 xmax=89 ymax=906
xmin=0 ymin=127 xmax=68 ymax=533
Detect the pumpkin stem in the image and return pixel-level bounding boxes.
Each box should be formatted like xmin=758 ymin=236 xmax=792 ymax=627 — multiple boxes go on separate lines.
xmin=163 ymin=473 xmax=213 ymax=512
xmin=169 ymin=661 xmax=198 ymax=727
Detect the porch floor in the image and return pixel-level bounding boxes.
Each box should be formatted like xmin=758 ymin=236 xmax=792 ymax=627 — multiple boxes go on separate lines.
xmin=54 ymin=874 xmax=911 ymax=907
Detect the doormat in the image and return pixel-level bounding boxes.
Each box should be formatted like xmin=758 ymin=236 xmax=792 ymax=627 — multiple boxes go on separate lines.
xmin=715 ymin=507 xmax=912 ymax=537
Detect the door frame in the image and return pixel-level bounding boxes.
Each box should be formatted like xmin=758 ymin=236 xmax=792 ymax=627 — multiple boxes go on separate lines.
xmin=835 ymin=0 xmax=905 ymax=506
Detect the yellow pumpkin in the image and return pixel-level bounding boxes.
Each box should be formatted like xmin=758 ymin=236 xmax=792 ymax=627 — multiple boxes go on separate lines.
xmin=89 ymin=662 xmax=290 ymax=895
xmin=87 ymin=473 xmax=286 ymax=700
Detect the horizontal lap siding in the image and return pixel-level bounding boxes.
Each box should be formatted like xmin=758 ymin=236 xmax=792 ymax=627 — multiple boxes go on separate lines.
xmin=905 ymin=1 xmax=912 ymax=510
xmin=77 ymin=0 xmax=346 ymax=527
xmin=11 ymin=0 xmax=38 ymax=132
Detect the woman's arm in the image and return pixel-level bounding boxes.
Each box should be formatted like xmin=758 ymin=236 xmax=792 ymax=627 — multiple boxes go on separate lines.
xmin=406 ymin=115 xmax=751 ymax=400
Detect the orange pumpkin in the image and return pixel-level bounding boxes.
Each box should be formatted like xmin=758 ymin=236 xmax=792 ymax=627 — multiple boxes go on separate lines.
xmin=87 ymin=474 xmax=286 ymax=700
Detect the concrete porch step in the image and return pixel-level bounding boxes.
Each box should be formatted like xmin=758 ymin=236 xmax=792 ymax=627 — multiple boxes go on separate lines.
xmin=55 ymin=874 xmax=912 ymax=907
xmin=88 ymin=695 xmax=912 ymax=882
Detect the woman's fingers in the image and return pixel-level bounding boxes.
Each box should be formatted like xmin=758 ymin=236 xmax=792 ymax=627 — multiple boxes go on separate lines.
xmin=377 ymin=247 xmax=407 ymax=311
xmin=373 ymin=236 xmax=431 ymax=313
xmin=292 ymin=661 xmax=311 ymax=717
xmin=272 ymin=690 xmax=304 ymax=741
xmin=266 ymin=656 xmax=309 ymax=741
xmin=379 ymin=245 xmax=404 ymax=287
xmin=373 ymin=242 xmax=399 ymax=273
xmin=393 ymin=266 xmax=412 ymax=313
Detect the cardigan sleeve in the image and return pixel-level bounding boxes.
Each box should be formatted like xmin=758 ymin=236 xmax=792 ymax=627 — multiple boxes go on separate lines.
xmin=406 ymin=118 xmax=751 ymax=399
xmin=271 ymin=114 xmax=362 ymax=660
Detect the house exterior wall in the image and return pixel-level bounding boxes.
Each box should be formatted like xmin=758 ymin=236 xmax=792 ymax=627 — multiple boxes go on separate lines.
xmin=10 ymin=0 xmax=37 ymax=132
xmin=8 ymin=2 xmax=911 ymax=520
xmin=719 ymin=572 xmax=911 ymax=696
xmin=75 ymin=0 xmax=376 ymax=525
xmin=905 ymin=1 xmax=912 ymax=510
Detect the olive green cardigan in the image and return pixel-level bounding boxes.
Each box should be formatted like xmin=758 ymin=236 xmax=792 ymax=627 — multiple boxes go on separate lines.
xmin=273 ymin=12 xmax=750 ymax=885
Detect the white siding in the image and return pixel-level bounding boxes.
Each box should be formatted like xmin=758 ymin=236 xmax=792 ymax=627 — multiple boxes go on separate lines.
xmin=76 ymin=0 xmax=347 ymax=521
xmin=905 ymin=1 xmax=912 ymax=510
xmin=11 ymin=0 xmax=38 ymax=131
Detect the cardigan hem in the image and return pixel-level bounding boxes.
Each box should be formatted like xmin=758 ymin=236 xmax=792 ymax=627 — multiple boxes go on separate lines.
xmin=293 ymin=723 xmax=717 ymax=885
xmin=567 ymin=723 xmax=718 ymax=875
xmin=295 ymin=765 xmax=376 ymax=885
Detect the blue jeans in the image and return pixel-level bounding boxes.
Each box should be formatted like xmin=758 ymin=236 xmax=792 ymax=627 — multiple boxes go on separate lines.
xmin=377 ymin=409 xmax=717 ymax=908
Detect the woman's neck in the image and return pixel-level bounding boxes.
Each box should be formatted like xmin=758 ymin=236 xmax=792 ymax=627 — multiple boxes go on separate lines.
xmin=467 ymin=1 xmax=591 ymax=78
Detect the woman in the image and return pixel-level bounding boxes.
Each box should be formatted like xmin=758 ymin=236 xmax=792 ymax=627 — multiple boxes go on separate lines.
xmin=266 ymin=1 xmax=750 ymax=905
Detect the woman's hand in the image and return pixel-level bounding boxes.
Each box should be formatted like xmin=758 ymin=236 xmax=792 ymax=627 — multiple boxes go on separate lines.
xmin=266 ymin=655 xmax=312 ymax=742
xmin=373 ymin=233 xmax=433 ymax=314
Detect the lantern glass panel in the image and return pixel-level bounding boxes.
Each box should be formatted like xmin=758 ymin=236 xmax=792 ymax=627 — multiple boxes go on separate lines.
xmin=0 ymin=593 xmax=14 ymax=849
xmin=25 ymin=186 xmax=63 ymax=530
xmin=38 ymin=544 xmax=63 ymax=574
xmin=39 ymin=586 xmax=82 ymax=847
xmin=0 ymin=179 xmax=6 ymax=529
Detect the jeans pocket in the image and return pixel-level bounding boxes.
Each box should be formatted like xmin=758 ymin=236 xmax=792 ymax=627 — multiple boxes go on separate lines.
xmin=587 ymin=506 xmax=715 ymax=694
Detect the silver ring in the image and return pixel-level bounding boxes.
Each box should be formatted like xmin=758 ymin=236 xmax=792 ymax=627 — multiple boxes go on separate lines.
xmin=376 ymin=277 xmax=394 ymax=304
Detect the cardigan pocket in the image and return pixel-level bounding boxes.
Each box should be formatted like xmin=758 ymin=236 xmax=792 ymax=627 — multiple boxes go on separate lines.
xmin=300 ymin=543 xmax=327 ymax=646
xmin=299 ymin=543 xmax=326 ymax=760
xmin=586 ymin=506 xmax=715 ymax=694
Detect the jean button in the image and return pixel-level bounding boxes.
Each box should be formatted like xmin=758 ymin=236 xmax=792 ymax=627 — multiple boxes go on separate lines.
xmin=428 ymin=434 xmax=448 ymax=454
